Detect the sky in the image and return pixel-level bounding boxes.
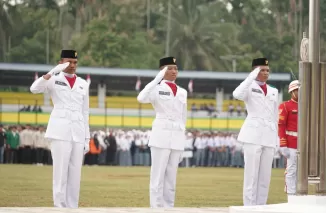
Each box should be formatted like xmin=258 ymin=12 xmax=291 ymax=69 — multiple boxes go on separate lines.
xmin=8 ymin=0 xmax=67 ymax=6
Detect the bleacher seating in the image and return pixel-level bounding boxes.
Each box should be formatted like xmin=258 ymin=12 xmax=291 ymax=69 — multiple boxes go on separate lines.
xmin=0 ymin=92 xmax=245 ymax=111
xmin=0 ymin=92 xmax=99 ymax=108
xmin=105 ymin=97 xmax=216 ymax=110
xmin=0 ymin=92 xmax=44 ymax=105
xmin=222 ymin=100 xmax=245 ymax=111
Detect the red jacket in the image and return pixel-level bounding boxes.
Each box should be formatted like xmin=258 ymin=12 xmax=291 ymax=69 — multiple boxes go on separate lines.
xmin=278 ymin=99 xmax=298 ymax=149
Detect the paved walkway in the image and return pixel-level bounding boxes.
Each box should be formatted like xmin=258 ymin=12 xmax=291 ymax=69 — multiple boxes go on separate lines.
xmin=0 ymin=207 xmax=229 ymax=213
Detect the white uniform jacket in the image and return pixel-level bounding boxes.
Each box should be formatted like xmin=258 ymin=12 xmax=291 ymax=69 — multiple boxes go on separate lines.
xmin=30 ymin=72 xmax=90 ymax=143
xmin=233 ymin=77 xmax=279 ymax=148
xmin=137 ymin=80 xmax=187 ymax=151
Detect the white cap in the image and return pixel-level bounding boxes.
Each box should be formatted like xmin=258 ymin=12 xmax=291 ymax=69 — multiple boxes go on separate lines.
xmin=288 ymin=80 xmax=300 ymax=93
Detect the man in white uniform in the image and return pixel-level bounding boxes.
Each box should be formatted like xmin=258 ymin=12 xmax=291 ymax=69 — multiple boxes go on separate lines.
xmin=137 ymin=57 xmax=187 ymax=208
xmin=30 ymin=50 xmax=90 ymax=208
xmin=233 ymin=58 xmax=278 ymax=206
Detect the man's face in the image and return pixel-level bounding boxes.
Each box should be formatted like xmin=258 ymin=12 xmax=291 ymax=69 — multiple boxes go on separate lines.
xmin=163 ymin=65 xmax=178 ymax=81
xmin=256 ymin=65 xmax=270 ymax=82
xmin=292 ymin=89 xmax=299 ymax=101
xmin=61 ymin=58 xmax=78 ymax=74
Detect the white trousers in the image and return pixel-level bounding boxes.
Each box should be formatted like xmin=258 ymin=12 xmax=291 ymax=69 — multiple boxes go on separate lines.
xmin=285 ymin=148 xmax=297 ymax=194
xmin=243 ymin=143 xmax=275 ymax=206
xmin=149 ymin=147 xmax=182 ymax=208
xmin=50 ymin=140 xmax=84 ymax=208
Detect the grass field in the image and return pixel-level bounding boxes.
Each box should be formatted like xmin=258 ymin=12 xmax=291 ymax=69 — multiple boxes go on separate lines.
xmin=0 ymin=165 xmax=288 ymax=207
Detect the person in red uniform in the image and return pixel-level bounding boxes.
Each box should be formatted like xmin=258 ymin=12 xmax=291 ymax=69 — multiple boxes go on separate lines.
xmin=278 ymin=80 xmax=299 ymax=196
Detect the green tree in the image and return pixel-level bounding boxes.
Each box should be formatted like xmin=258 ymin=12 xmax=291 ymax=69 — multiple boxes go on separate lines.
xmin=155 ymin=0 xmax=239 ymax=71
xmin=0 ymin=0 xmax=15 ymax=61
xmin=7 ymin=8 xmax=61 ymax=64
xmin=70 ymin=17 xmax=162 ymax=68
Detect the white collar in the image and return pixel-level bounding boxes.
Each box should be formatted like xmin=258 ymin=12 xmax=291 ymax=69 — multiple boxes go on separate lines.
xmin=161 ymin=79 xmax=175 ymax=84
xmin=63 ymin=72 xmax=75 ymax=78
xmin=255 ymin=80 xmax=266 ymax=86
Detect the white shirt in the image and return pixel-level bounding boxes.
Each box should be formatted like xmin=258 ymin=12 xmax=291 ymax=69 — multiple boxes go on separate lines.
xmin=184 ymin=136 xmax=193 ymax=149
xmin=194 ymin=137 xmax=207 ymax=149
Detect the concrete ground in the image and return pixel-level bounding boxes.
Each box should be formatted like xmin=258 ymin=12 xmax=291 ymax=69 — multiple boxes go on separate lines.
xmin=0 ymin=207 xmax=229 ymax=213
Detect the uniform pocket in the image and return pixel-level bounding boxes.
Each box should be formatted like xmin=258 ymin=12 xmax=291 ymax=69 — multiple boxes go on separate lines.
xmin=270 ymin=122 xmax=277 ymax=131
xmin=77 ymin=87 xmax=86 ymax=96
xmin=152 ymin=121 xmax=167 ymax=129
xmin=246 ymin=119 xmax=259 ymax=128
xmin=70 ymin=87 xmax=85 ymax=104
xmin=51 ymin=110 xmax=66 ymax=118
xmin=158 ymin=94 xmax=172 ymax=101
xmin=251 ymin=92 xmax=264 ymax=99
xmin=55 ymin=84 xmax=69 ymax=91
xmin=55 ymin=85 xmax=70 ymax=100
xmin=71 ymin=113 xmax=84 ymax=121
xmin=178 ymin=94 xmax=186 ymax=104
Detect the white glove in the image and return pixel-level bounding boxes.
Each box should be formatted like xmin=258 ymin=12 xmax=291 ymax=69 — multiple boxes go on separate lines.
xmin=137 ymin=66 xmax=168 ymax=103
xmin=47 ymin=62 xmax=70 ymax=76
xmin=248 ymin=67 xmax=261 ymax=80
xmin=154 ymin=66 xmax=168 ymax=82
xmin=280 ymin=147 xmax=290 ymax=158
xmin=84 ymin=139 xmax=90 ymax=155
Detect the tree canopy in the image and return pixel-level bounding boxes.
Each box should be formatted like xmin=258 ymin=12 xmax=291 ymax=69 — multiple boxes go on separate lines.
xmin=0 ymin=0 xmax=322 ymax=76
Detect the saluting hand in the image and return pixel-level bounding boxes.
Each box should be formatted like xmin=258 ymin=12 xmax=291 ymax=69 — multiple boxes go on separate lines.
xmin=159 ymin=66 xmax=168 ymax=74
xmin=155 ymin=66 xmax=168 ymax=81
xmin=48 ymin=62 xmax=70 ymax=76
xmin=249 ymin=67 xmax=261 ymax=80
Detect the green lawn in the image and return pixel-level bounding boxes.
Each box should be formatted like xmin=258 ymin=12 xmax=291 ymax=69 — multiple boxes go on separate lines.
xmin=0 ymin=165 xmax=288 ymax=207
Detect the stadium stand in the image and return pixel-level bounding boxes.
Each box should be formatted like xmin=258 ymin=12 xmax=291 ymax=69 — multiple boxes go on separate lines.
xmin=0 ymin=92 xmax=245 ymax=111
